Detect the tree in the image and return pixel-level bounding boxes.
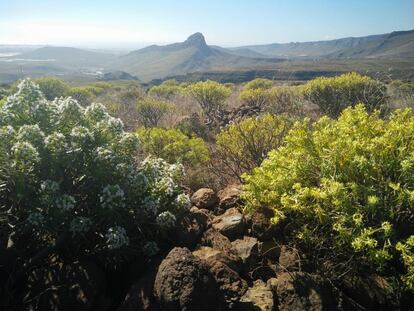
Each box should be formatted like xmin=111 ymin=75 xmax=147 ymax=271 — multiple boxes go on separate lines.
xmin=136 ymin=98 xmax=174 ymax=127
xmin=185 ymin=80 xmax=231 ymax=124
xmin=302 ymin=72 xmax=387 ymax=118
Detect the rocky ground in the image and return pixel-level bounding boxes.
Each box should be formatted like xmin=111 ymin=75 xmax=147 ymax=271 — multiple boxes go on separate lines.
xmin=8 ymin=185 xmax=406 ymax=311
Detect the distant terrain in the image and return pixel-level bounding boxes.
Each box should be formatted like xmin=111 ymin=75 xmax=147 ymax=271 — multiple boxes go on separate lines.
xmin=0 ymin=30 xmax=413 ymax=84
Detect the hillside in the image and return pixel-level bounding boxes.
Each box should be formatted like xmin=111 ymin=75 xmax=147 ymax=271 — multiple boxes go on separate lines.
xmin=109 ymin=33 xmax=281 ymax=81
xmin=234 ymin=29 xmax=414 ymax=60
xmin=18 ymin=46 xmax=116 ymax=66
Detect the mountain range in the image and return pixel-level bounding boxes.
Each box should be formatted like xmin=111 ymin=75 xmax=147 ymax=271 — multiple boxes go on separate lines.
xmin=0 ymin=30 xmax=413 ymax=83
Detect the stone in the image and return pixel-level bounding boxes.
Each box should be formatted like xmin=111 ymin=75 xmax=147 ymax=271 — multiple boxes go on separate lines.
xmin=153 ymin=247 xmax=223 ymax=311
xmin=238 ymin=279 xmax=275 ymax=311
xmin=275 ymin=272 xmax=337 ymax=311
xmin=191 ymin=188 xmax=218 ymax=209
xmin=231 ymin=236 xmax=259 ymax=265
xmin=193 ymin=246 xmax=240 ymax=272
xmin=259 ymin=240 xmax=280 ymax=260
xmin=278 ymin=245 xmax=299 ymax=272
xmin=250 ymin=210 xmax=278 ymax=241
xmin=175 ymin=207 xmax=212 ymax=248
xmin=217 ymin=184 xmax=242 ymax=211
xmin=212 ymin=208 xmax=245 ymax=240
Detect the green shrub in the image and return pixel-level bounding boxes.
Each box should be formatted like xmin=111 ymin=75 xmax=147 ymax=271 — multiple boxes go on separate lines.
xmin=0 ymin=79 xmax=191 ymax=262
xmin=185 ymin=80 xmax=231 ymax=124
xmin=238 ymin=88 xmax=272 ymax=108
xmin=137 ymin=127 xmax=209 ymax=167
xmin=266 ymin=86 xmax=305 ymax=116
xmin=68 ymin=86 xmax=95 ymax=106
xmin=302 ymin=72 xmax=387 ymax=118
xmin=149 ymin=80 xmax=183 ymax=99
xmin=242 ymin=105 xmax=414 ymax=286
xmin=244 ymin=78 xmax=273 ymax=90
xmin=33 ymin=77 xmax=70 ymax=100
xmin=136 ymin=98 xmax=175 ymax=127
xmin=215 ymin=114 xmax=292 ymax=181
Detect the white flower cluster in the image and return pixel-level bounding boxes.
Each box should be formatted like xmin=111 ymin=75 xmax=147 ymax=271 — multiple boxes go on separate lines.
xmin=85 ymin=103 xmax=109 ymax=123
xmin=70 ymin=217 xmax=92 ymax=235
xmin=175 ymin=193 xmax=192 ymax=210
xmin=106 ymin=226 xmax=129 ymax=249
xmin=142 ymin=241 xmax=159 ymax=257
xmin=11 ymin=141 xmax=40 ymax=171
xmin=117 ymin=133 xmax=140 ymax=155
xmin=0 ymin=125 xmax=15 ymax=141
xmin=156 ymin=211 xmax=176 ymax=229
xmin=95 ymin=117 xmax=124 ymax=139
xmin=142 ymin=197 xmax=157 ymax=215
xmin=100 ymin=184 xmax=125 ymax=209
xmin=95 ymin=147 xmax=116 ymax=164
xmin=27 ymin=211 xmax=44 ymax=227
xmin=56 ymin=194 xmax=76 ymax=211
xmin=16 ymin=124 xmax=45 ymax=147
xmin=57 ymin=97 xmax=84 ymax=124
xmin=45 ymin=132 xmax=67 ymax=154
xmin=70 ymin=126 xmax=93 ymax=148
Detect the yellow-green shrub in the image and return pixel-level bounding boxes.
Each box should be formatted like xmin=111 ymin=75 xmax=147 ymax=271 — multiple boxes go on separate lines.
xmin=137 ymin=128 xmax=209 ymax=167
xmin=244 ymin=78 xmax=273 ymax=90
xmin=243 ymin=105 xmax=414 ymax=284
xmin=302 ymin=72 xmax=387 ymax=118
xmin=215 ymin=114 xmax=292 ymax=181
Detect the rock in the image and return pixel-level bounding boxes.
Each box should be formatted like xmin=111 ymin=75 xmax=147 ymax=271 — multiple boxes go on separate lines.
xmin=275 ymin=272 xmax=337 ymax=311
xmin=193 ymin=246 xmax=240 ymax=272
xmin=191 ymin=188 xmax=218 ymax=209
xmin=26 ymin=258 xmax=109 ymax=311
xmin=238 ymin=279 xmax=275 ymax=311
xmin=339 ymin=274 xmax=399 ymax=310
xmin=195 ymin=252 xmax=248 ymax=308
xmin=153 ymin=247 xmax=223 ymax=311
xmin=278 ymin=245 xmax=299 ymax=272
xmin=217 ymin=185 xmax=242 ymax=211
xmin=118 ymin=267 xmax=159 ymax=311
xmin=250 ymin=210 xmax=277 ymax=241
xmin=212 ymin=208 xmax=245 ymax=240
xmin=175 ymin=207 xmax=212 ymax=248
xmin=259 ymin=240 xmax=280 ymax=260
xmin=231 ymin=236 xmax=259 ymax=266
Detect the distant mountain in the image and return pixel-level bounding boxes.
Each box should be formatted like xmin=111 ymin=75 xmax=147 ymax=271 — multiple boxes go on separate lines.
xmin=109 ymin=33 xmax=281 ymax=81
xmin=233 ymin=30 xmax=414 ymax=60
xmin=18 ymin=46 xmax=116 ymax=66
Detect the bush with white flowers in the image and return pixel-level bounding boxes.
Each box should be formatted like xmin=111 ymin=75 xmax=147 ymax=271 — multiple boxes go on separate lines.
xmin=0 ymin=79 xmax=191 ymax=257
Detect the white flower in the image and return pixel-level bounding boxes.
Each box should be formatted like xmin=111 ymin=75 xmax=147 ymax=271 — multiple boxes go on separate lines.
xmin=142 ymin=197 xmax=157 ymax=215
xmin=56 ymin=194 xmax=76 ymax=211
xmin=142 ymin=241 xmax=159 ymax=257
xmin=70 ymin=126 xmax=93 ymax=147
xmin=27 ymin=211 xmax=44 ymax=227
xmin=85 ymin=103 xmax=109 ymax=123
xmin=105 ymin=226 xmax=129 ymax=249
xmin=100 ymin=184 xmax=125 ymax=209
xmin=40 ymin=180 xmax=60 ymax=194
xmin=156 ymin=211 xmax=176 ymax=229
xmin=45 ymin=132 xmax=67 ymax=154
xmin=16 ymin=124 xmax=45 ymax=147
xmin=175 ymin=193 xmax=191 ymax=210
xmin=70 ymin=217 xmax=92 ymax=234
xmin=11 ymin=141 xmax=40 ymax=171
xmin=95 ymin=147 xmax=116 ymax=163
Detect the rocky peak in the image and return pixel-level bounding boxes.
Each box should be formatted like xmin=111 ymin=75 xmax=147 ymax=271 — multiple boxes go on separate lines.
xmin=184 ymin=32 xmax=208 ymax=48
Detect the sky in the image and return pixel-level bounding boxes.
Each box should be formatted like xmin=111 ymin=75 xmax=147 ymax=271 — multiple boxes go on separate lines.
xmin=0 ymin=0 xmax=413 ymax=48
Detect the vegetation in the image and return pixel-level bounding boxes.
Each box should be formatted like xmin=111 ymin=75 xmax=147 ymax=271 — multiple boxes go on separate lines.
xmin=149 ymin=79 xmax=183 ymax=99
xmin=0 ymin=79 xmax=191 ymax=264
xmin=242 ymin=105 xmax=414 ymax=287
xmin=137 ymin=127 xmax=209 ymax=167
xmin=302 ymin=72 xmax=387 ymax=117
xmin=215 ymin=114 xmax=292 ymax=181
xmin=33 ymin=77 xmax=70 ymax=100
xmin=136 ymin=98 xmax=175 ymax=127
xmin=244 ymin=78 xmax=273 ymax=90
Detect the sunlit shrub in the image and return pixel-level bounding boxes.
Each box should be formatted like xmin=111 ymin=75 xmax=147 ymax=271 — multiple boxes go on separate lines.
xmin=215 ymin=114 xmax=292 ymax=181
xmin=137 ymin=127 xmax=209 ymax=167
xmin=243 ymin=105 xmax=414 ymax=284
xmin=33 ymin=77 xmax=70 ymax=100
xmin=302 ymin=72 xmax=387 ymax=118
xmin=244 ymin=78 xmax=273 ymax=90
xmin=136 ymin=98 xmax=175 ymax=128
xmin=0 ymin=79 xmax=190 ymax=260
xmin=149 ymin=79 xmax=183 ymax=99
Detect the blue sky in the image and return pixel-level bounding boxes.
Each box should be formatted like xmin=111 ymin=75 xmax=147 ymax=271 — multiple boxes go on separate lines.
xmin=0 ymin=0 xmax=413 ymax=47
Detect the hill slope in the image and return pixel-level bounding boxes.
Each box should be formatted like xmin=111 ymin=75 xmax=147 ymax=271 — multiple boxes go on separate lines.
xmin=109 ymin=33 xmax=281 ymax=81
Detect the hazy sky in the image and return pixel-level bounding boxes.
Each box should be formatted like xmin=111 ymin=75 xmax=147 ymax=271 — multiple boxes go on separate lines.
xmin=0 ymin=0 xmax=413 ymax=47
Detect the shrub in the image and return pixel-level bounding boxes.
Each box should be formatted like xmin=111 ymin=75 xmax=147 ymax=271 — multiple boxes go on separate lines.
xmin=242 ymin=105 xmax=414 ymax=286
xmin=244 ymin=78 xmax=273 ymax=90
xmin=33 ymin=77 xmax=70 ymax=100
xmin=215 ymin=114 xmax=292 ymax=181
xmin=266 ymin=86 xmax=305 ymax=116
xmin=136 ymin=98 xmax=174 ymax=128
xmin=185 ymin=80 xmax=231 ymax=124
xmin=238 ymin=88 xmax=272 ymax=108
xmin=302 ymin=72 xmax=387 ymax=118
xmin=68 ymin=86 xmax=95 ymax=106
xmin=0 ymin=79 xmax=191 ymax=263
xmin=149 ymin=80 xmax=183 ymax=99
xmin=137 ymin=127 xmax=210 ymax=167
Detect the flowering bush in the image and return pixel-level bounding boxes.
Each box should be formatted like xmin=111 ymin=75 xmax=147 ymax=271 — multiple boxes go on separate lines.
xmin=242 ymin=105 xmax=414 ymax=287
xmin=0 ymin=79 xmax=190 ymax=258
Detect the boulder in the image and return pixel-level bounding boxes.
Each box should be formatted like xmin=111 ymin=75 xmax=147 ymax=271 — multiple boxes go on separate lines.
xmin=212 ymin=208 xmax=245 ymax=240
xmin=278 ymin=245 xmax=299 ymax=272
xmin=275 ymin=272 xmax=337 ymax=311
xmin=238 ymin=279 xmax=275 ymax=311
xmin=250 ymin=210 xmax=277 ymax=241
xmin=259 ymin=240 xmax=280 ymax=260
xmin=191 ymin=188 xmax=218 ymax=209
xmin=217 ymin=185 xmax=242 ymax=211
xmin=153 ymin=247 xmax=223 ymax=311
xmin=231 ymin=236 xmax=259 ymax=266
xmin=193 ymin=246 xmax=240 ymax=272
xmin=175 ymin=207 xmax=212 ymax=248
